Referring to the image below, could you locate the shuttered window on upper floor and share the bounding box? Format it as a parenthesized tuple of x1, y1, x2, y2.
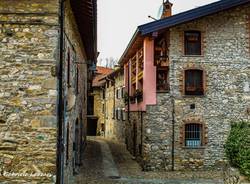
(184, 31, 201, 55)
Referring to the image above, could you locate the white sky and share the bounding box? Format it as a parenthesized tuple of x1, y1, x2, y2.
(97, 0, 218, 63)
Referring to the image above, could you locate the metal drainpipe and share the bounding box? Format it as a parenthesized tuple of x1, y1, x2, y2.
(57, 0, 65, 183)
(101, 86, 106, 137)
(140, 111, 143, 155)
(127, 63, 130, 120)
(127, 64, 130, 149)
(171, 60, 176, 171)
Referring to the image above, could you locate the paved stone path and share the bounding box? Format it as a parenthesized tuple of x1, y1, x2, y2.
(75, 137, 224, 184)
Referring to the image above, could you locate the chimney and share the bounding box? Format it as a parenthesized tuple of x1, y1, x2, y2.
(161, 0, 173, 19)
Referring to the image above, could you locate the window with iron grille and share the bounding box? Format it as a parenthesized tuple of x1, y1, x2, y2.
(185, 69, 204, 95)
(185, 123, 202, 147)
(184, 31, 201, 55)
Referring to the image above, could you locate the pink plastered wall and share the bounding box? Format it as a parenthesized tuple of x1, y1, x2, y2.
(126, 37, 157, 112)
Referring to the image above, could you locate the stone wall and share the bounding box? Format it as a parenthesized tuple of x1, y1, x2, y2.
(0, 0, 59, 183)
(114, 71, 126, 143)
(169, 4, 250, 170)
(105, 81, 115, 139)
(127, 94, 173, 171)
(93, 88, 105, 135)
(63, 0, 88, 182)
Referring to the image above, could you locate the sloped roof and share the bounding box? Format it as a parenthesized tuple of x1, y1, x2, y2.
(119, 0, 250, 64)
(92, 66, 113, 87)
(139, 0, 250, 35)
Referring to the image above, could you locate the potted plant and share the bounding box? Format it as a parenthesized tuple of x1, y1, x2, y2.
(123, 92, 129, 105)
(129, 95, 136, 104)
(135, 89, 143, 102)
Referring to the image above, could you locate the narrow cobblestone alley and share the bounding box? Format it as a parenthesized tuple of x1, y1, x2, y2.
(75, 137, 224, 184)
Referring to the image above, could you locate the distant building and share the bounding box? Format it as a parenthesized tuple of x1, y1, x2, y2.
(120, 0, 250, 171)
(91, 67, 126, 142)
(89, 66, 113, 136)
(105, 68, 126, 142)
(0, 0, 97, 183)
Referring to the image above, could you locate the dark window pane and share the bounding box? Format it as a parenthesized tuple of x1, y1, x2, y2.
(157, 67, 169, 91)
(185, 69, 203, 95)
(184, 31, 201, 55)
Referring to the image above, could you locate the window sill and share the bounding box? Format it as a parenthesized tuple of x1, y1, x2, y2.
(182, 146, 206, 150)
(182, 55, 204, 57)
(183, 95, 206, 98)
(157, 90, 170, 93)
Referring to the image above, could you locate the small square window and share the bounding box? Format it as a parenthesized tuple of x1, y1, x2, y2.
(190, 104, 195, 109)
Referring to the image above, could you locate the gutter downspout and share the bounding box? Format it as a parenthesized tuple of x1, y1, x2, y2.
(171, 96, 175, 171)
(127, 63, 130, 120)
(140, 111, 143, 155)
(57, 0, 64, 183)
(171, 60, 176, 171)
(106, 76, 115, 122)
(127, 63, 130, 150)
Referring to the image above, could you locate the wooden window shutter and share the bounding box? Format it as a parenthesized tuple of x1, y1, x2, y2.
(179, 70, 185, 95)
(203, 70, 207, 95)
(179, 124, 184, 145)
(204, 124, 208, 145)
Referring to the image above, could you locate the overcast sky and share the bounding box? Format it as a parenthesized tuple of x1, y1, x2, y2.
(97, 0, 217, 64)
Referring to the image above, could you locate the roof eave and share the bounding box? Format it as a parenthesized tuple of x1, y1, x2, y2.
(118, 29, 140, 65)
(139, 0, 250, 35)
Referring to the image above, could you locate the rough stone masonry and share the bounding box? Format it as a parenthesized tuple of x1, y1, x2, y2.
(0, 0, 91, 183)
(0, 1, 58, 183)
(127, 3, 250, 172)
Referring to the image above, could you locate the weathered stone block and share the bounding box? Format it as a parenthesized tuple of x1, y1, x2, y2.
(42, 78, 56, 89)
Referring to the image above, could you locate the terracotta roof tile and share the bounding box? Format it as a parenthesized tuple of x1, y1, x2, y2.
(92, 66, 113, 87)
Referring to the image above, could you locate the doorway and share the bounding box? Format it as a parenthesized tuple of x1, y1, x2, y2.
(87, 118, 98, 136)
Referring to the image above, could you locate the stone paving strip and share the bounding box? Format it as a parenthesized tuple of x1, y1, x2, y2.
(117, 178, 223, 184)
(97, 138, 120, 179)
(76, 137, 240, 184)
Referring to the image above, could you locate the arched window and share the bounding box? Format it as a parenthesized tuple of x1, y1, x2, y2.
(185, 69, 204, 95)
(185, 123, 202, 147)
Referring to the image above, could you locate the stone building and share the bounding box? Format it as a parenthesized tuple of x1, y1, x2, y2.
(89, 66, 113, 136)
(91, 66, 126, 142)
(120, 0, 250, 171)
(104, 68, 126, 142)
(0, 0, 97, 183)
